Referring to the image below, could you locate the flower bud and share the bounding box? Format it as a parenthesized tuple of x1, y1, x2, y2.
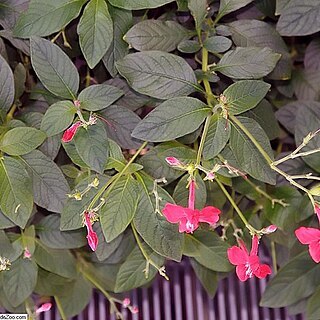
(261, 225, 278, 234)
(36, 302, 52, 314)
(122, 298, 130, 308)
(165, 157, 181, 166)
(62, 121, 82, 143)
(131, 306, 139, 314)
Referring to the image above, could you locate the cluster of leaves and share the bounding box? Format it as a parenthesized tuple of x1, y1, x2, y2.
(0, 0, 320, 319)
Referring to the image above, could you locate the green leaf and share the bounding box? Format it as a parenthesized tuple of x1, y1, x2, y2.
(100, 176, 138, 242)
(260, 252, 320, 308)
(124, 20, 191, 52)
(3, 258, 38, 307)
(20, 150, 70, 213)
(78, 0, 113, 69)
(62, 140, 90, 169)
(108, 0, 175, 10)
(228, 19, 291, 80)
(0, 54, 14, 112)
(188, 0, 208, 31)
(38, 215, 86, 249)
(218, 0, 253, 17)
(0, 127, 46, 156)
(114, 244, 164, 292)
(216, 47, 281, 79)
(204, 36, 232, 53)
(230, 116, 276, 184)
(13, 63, 26, 101)
(203, 114, 230, 160)
(190, 258, 218, 297)
(40, 101, 77, 137)
(184, 230, 232, 272)
(133, 173, 183, 261)
(116, 51, 199, 99)
(222, 80, 271, 115)
(13, 0, 86, 38)
(132, 97, 210, 142)
(295, 101, 320, 172)
(307, 286, 320, 320)
(78, 84, 123, 111)
(103, 5, 132, 77)
(0, 157, 33, 228)
(177, 40, 201, 53)
(30, 37, 79, 99)
(74, 121, 109, 174)
(34, 243, 77, 278)
(277, 0, 320, 36)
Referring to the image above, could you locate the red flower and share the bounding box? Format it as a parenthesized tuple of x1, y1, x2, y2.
(84, 211, 98, 251)
(295, 227, 320, 263)
(227, 235, 272, 281)
(162, 180, 221, 233)
(62, 121, 82, 143)
(35, 302, 52, 314)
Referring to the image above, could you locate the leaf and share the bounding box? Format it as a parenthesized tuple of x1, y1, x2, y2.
(20, 150, 70, 213)
(124, 20, 191, 52)
(0, 54, 14, 113)
(204, 36, 232, 53)
(218, 0, 253, 17)
(0, 30, 30, 55)
(100, 105, 141, 149)
(132, 97, 210, 142)
(108, 0, 175, 10)
(0, 0, 29, 30)
(38, 215, 86, 249)
(74, 121, 109, 174)
(3, 258, 38, 307)
(13, 63, 26, 101)
(222, 80, 271, 115)
(295, 101, 320, 172)
(30, 37, 79, 99)
(190, 258, 218, 297)
(0, 127, 46, 156)
(62, 140, 90, 169)
(103, 5, 132, 77)
(184, 230, 232, 272)
(78, 0, 113, 69)
(116, 51, 199, 99)
(277, 0, 320, 36)
(133, 173, 183, 261)
(40, 101, 77, 137)
(305, 39, 320, 71)
(228, 19, 291, 80)
(216, 47, 281, 79)
(13, 0, 86, 38)
(0, 157, 33, 228)
(188, 0, 208, 31)
(307, 286, 320, 320)
(114, 245, 164, 292)
(260, 252, 320, 308)
(230, 116, 276, 184)
(78, 84, 123, 111)
(34, 243, 77, 278)
(292, 69, 320, 101)
(203, 114, 230, 160)
(100, 176, 138, 242)
(177, 40, 201, 53)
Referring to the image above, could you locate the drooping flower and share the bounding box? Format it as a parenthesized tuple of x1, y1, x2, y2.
(35, 302, 52, 314)
(227, 235, 272, 281)
(83, 211, 98, 251)
(62, 121, 82, 143)
(163, 179, 221, 233)
(295, 227, 320, 263)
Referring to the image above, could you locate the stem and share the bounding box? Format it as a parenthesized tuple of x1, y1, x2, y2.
(271, 241, 277, 275)
(54, 296, 67, 320)
(290, 174, 320, 181)
(216, 178, 257, 234)
(6, 104, 17, 122)
(87, 141, 148, 210)
(229, 114, 273, 165)
(196, 115, 211, 166)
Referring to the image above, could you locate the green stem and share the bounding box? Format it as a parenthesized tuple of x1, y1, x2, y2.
(88, 141, 148, 210)
(6, 104, 17, 123)
(216, 178, 257, 234)
(54, 296, 67, 320)
(196, 115, 211, 166)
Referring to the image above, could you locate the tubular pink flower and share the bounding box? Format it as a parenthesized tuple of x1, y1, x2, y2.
(35, 302, 52, 314)
(62, 121, 82, 143)
(188, 179, 196, 210)
(295, 227, 320, 263)
(227, 235, 272, 281)
(165, 157, 181, 166)
(84, 211, 98, 251)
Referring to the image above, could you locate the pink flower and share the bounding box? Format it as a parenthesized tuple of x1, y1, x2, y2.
(261, 224, 278, 234)
(165, 157, 181, 166)
(62, 121, 82, 143)
(162, 180, 221, 233)
(23, 247, 32, 259)
(84, 211, 98, 251)
(227, 235, 272, 281)
(131, 306, 139, 314)
(295, 227, 320, 263)
(122, 298, 131, 308)
(35, 302, 52, 314)
(315, 203, 320, 223)
(74, 100, 81, 108)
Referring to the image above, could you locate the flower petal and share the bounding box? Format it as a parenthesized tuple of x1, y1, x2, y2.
(87, 230, 98, 251)
(198, 206, 221, 225)
(295, 227, 320, 244)
(62, 121, 82, 143)
(227, 246, 248, 265)
(236, 264, 249, 282)
(162, 203, 186, 223)
(254, 264, 272, 279)
(309, 241, 320, 263)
